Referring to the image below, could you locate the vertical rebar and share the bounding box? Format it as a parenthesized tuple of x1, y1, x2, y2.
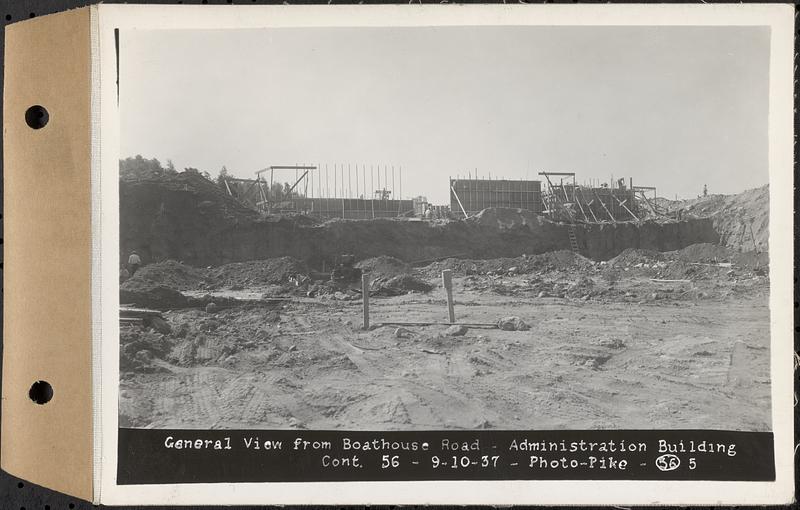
(399, 166, 402, 200)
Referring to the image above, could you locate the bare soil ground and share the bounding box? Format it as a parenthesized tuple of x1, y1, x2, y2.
(119, 246, 770, 431)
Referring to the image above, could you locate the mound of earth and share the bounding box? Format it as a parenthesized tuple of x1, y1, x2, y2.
(372, 274, 434, 296)
(122, 260, 206, 291)
(356, 256, 411, 278)
(421, 250, 594, 277)
(668, 185, 768, 252)
(671, 243, 732, 263)
(206, 256, 308, 289)
(120, 285, 188, 310)
(120, 327, 171, 373)
(609, 248, 664, 267)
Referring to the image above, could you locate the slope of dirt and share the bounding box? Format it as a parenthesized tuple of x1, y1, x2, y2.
(355, 256, 411, 278)
(122, 260, 206, 291)
(205, 257, 309, 290)
(120, 170, 260, 265)
(419, 250, 594, 278)
(667, 185, 768, 252)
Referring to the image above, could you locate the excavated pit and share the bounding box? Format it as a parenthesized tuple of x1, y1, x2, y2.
(120, 174, 717, 267)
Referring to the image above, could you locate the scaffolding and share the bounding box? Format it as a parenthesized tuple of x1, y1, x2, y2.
(539, 172, 643, 223)
(221, 163, 409, 219)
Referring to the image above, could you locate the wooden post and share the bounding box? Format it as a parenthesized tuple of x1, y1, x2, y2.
(442, 269, 455, 323)
(362, 273, 370, 330)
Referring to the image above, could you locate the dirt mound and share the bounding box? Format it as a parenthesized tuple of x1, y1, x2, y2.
(671, 243, 732, 263)
(120, 285, 188, 310)
(356, 256, 411, 278)
(120, 326, 171, 373)
(669, 185, 768, 252)
(206, 256, 308, 289)
(423, 250, 594, 277)
(122, 260, 206, 291)
(372, 274, 434, 296)
(531, 250, 594, 270)
(609, 248, 663, 267)
(120, 170, 260, 265)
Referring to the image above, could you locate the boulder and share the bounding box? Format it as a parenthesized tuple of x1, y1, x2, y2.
(444, 325, 468, 336)
(497, 316, 530, 331)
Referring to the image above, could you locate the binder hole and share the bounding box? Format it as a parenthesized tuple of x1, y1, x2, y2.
(28, 380, 53, 404)
(5, 14, 11, 21)
(69, 505, 75, 509)
(17, 482, 23, 488)
(25, 105, 49, 129)
(29, 12, 35, 18)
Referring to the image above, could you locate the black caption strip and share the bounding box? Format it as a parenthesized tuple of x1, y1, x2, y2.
(118, 429, 774, 484)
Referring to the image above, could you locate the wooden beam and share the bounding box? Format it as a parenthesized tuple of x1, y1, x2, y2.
(362, 273, 371, 330)
(593, 188, 616, 222)
(442, 269, 455, 323)
(450, 185, 469, 219)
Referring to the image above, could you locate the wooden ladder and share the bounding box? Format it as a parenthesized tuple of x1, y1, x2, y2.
(567, 224, 580, 253)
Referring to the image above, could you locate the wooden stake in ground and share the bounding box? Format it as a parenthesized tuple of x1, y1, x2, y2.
(442, 269, 455, 323)
(362, 272, 371, 330)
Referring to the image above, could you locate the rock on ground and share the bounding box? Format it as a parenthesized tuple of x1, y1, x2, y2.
(444, 325, 468, 336)
(497, 316, 530, 331)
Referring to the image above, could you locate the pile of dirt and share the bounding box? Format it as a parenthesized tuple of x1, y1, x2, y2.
(421, 250, 594, 277)
(668, 185, 768, 252)
(609, 248, 664, 267)
(206, 256, 309, 289)
(165, 306, 283, 367)
(671, 243, 732, 263)
(356, 256, 411, 278)
(120, 326, 171, 373)
(120, 170, 260, 265)
(371, 274, 434, 296)
(120, 285, 188, 310)
(122, 260, 206, 291)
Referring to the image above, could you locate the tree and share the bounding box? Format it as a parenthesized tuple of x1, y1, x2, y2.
(270, 182, 284, 201)
(119, 155, 167, 180)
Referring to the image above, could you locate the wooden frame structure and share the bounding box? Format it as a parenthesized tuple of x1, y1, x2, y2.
(539, 171, 644, 223)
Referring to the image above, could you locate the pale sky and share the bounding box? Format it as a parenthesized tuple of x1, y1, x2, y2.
(120, 25, 769, 204)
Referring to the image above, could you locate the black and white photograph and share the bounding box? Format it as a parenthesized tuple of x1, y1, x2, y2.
(115, 22, 776, 435)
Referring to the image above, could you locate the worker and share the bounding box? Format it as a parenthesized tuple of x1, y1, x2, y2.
(703, 184, 708, 197)
(128, 250, 142, 276)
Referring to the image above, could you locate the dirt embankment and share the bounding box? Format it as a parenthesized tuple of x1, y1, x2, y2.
(121, 173, 717, 266)
(666, 185, 768, 252)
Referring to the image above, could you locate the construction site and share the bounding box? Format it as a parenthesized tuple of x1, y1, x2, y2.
(118, 158, 771, 432)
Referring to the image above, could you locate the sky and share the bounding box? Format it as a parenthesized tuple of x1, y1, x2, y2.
(120, 25, 770, 204)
